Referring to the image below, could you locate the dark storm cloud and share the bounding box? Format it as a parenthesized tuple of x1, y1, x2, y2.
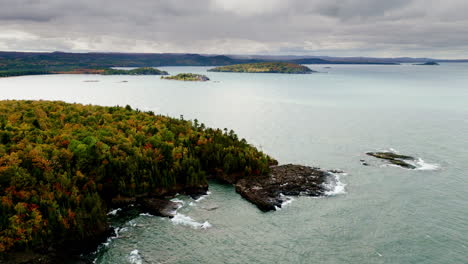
(0, 0, 467, 58)
(312, 0, 411, 19)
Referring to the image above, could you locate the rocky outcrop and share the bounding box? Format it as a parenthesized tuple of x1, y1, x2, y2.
(366, 152, 416, 169)
(235, 164, 333, 211)
(139, 198, 181, 218)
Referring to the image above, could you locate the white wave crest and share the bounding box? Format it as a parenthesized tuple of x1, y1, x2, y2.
(139, 213, 153, 217)
(413, 158, 440, 171)
(170, 198, 185, 205)
(128, 249, 142, 264)
(195, 191, 212, 202)
(323, 172, 347, 196)
(107, 208, 122, 216)
(275, 194, 295, 210)
(170, 213, 212, 229)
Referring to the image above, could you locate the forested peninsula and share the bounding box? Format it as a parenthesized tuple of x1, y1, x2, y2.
(0, 67, 168, 78)
(0, 100, 275, 261)
(208, 62, 314, 74)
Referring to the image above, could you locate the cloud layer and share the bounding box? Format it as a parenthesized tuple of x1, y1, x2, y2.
(1, 0, 467, 58)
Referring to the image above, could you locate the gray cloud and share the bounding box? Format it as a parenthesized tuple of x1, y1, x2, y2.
(0, 0, 467, 58)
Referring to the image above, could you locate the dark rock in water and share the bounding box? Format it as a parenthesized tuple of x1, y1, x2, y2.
(360, 159, 369, 166)
(414, 61, 439, 66)
(235, 164, 332, 212)
(202, 205, 219, 211)
(140, 198, 180, 218)
(367, 152, 415, 160)
(366, 152, 416, 169)
(185, 186, 209, 200)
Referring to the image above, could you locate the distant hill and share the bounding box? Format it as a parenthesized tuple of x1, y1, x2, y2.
(229, 54, 468, 64)
(1, 51, 468, 77)
(287, 58, 398, 65)
(0, 52, 259, 71)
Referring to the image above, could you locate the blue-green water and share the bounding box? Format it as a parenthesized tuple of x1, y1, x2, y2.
(1, 64, 467, 263)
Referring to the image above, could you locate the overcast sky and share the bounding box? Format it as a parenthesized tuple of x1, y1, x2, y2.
(1, 0, 467, 58)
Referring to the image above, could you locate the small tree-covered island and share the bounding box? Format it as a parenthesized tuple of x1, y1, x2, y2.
(161, 73, 210, 81)
(208, 62, 315, 74)
(0, 100, 339, 263)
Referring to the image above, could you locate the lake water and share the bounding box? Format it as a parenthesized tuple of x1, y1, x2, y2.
(1, 64, 467, 264)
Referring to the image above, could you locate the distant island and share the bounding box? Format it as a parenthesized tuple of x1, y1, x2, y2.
(2, 51, 462, 78)
(414, 61, 439, 66)
(208, 62, 314, 74)
(101, 67, 168, 75)
(161, 73, 210, 81)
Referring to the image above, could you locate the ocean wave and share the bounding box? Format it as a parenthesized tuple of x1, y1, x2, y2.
(275, 194, 295, 210)
(323, 172, 347, 196)
(413, 158, 440, 171)
(128, 249, 142, 264)
(139, 213, 153, 217)
(170, 213, 212, 229)
(170, 198, 185, 205)
(195, 191, 212, 202)
(107, 208, 122, 216)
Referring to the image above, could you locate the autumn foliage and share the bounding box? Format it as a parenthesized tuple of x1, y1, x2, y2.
(0, 100, 275, 253)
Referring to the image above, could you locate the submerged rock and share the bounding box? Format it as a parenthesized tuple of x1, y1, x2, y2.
(202, 205, 219, 211)
(140, 198, 181, 218)
(414, 61, 439, 66)
(235, 164, 331, 211)
(366, 152, 416, 169)
(185, 186, 210, 200)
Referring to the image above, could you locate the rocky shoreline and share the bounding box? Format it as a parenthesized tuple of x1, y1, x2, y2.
(2, 164, 341, 263)
(235, 164, 336, 211)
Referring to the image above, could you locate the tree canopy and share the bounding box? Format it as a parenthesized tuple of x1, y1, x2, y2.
(0, 100, 275, 254)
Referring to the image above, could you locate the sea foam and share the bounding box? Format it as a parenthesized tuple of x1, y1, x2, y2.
(107, 208, 122, 216)
(413, 158, 440, 171)
(275, 194, 295, 210)
(195, 191, 212, 202)
(128, 249, 142, 264)
(170, 213, 212, 229)
(323, 172, 347, 196)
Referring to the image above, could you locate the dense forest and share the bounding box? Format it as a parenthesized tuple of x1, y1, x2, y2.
(0, 67, 168, 78)
(208, 62, 314, 74)
(0, 100, 275, 254)
(0, 52, 256, 71)
(101, 67, 168, 75)
(0, 52, 255, 78)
